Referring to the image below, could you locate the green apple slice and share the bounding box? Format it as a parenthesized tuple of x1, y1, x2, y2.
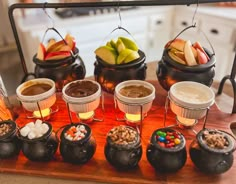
(119, 37, 139, 51)
(95, 46, 118, 65)
(117, 49, 133, 64)
(110, 39, 117, 49)
(184, 40, 197, 66)
(124, 50, 140, 63)
(116, 38, 126, 53)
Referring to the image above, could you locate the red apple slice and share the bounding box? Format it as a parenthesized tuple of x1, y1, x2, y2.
(46, 40, 66, 53)
(45, 51, 71, 60)
(184, 40, 198, 66)
(197, 48, 208, 64)
(193, 41, 210, 60)
(65, 33, 76, 51)
(36, 43, 46, 61)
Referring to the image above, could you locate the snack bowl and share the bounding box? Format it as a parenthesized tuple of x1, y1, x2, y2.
(189, 128, 235, 174)
(169, 81, 215, 120)
(62, 79, 101, 113)
(16, 78, 56, 112)
(114, 80, 155, 115)
(19, 120, 58, 162)
(104, 125, 142, 169)
(58, 123, 96, 164)
(146, 128, 187, 172)
(0, 120, 21, 159)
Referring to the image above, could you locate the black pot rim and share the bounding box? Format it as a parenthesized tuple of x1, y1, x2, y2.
(197, 128, 235, 154)
(96, 50, 146, 69)
(150, 128, 186, 152)
(163, 47, 216, 72)
(33, 47, 79, 67)
(0, 120, 17, 141)
(60, 122, 91, 145)
(106, 125, 141, 150)
(18, 121, 52, 142)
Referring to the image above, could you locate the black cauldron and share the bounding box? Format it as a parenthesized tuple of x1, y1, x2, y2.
(157, 48, 215, 91)
(146, 128, 187, 172)
(94, 50, 146, 93)
(33, 48, 86, 92)
(59, 123, 96, 164)
(189, 129, 235, 174)
(104, 126, 142, 169)
(0, 120, 21, 159)
(19, 122, 58, 162)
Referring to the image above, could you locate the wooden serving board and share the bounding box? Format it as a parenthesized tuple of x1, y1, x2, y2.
(1, 81, 236, 184)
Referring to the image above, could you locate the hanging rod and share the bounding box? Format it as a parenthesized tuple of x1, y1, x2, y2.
(8, 0, 235, 76)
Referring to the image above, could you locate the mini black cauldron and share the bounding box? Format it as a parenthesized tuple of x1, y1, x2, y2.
(59, 123, 96, 164)
(104, 125, 142, 169)
(0, 120, 21, 159)
(19, 122, 58, 162)
(156, 48, 215, 91)
(189, 129, 235, 174)
(94, 50, 146, 93)
(146, 128, 187, 172)
(33, 48, 86, 92)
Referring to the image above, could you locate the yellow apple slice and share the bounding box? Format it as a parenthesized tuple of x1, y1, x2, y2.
(124, 50, 140, 63)
(165, 38, 186, 52)
(46, 39, 56, 50)
(65, 33, 76, 51)
(36, 43, 46, 61)
(95, 46, 118, 65)
(184, 40, 198, 66)
(46, 40, 66, 53)
(119, 37, 138, 51)
(116, 38, 126, 53)
(117, 49, 133, 64)
(110, 39, 117, 49)
(168, 51, 186, 65)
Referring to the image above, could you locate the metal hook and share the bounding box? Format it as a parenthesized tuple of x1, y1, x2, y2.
(43, 2, 55, 28)
(191, 0, 199, 26)
(117, 0, 122, 29)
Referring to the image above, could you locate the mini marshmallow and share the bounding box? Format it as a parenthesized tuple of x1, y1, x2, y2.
(20, 126, 30, 137)
(26, 122, 35, 128)
(35, 119, 43, 128)
(28, 132, 36, 139)
(41, 123, 49, 134)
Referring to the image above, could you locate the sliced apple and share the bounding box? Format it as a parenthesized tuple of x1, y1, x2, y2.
(58, 45, 71, 52)
(165, 38, 186, 52)
(119, 37, 138, 51)
(46, 40, 66, 53)
(184, 40, 198, 66)
(65, 33, 76, 51)
(110, 39, 117, 49)
(46, 39, 56, 50)
(36, 43, 46, 60)
(124, 50, 140, 63)
(197, 48, 208, 64)
(117, 49, 133, 64)
(45, 51, 71, 60)
(168, 51, 186, 65)
(191, 46, 197, 59)
(193, 41, 210, 60)
(116, 38, 126, 53)
(95, 46, 118, 65)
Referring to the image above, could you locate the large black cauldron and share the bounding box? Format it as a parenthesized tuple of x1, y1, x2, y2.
(33, 48, 86, 92)
(157, 48, 215, 91)
(94, 50, 146, 93)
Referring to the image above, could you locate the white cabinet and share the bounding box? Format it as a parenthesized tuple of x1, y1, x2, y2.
(173, 6, 236, 82)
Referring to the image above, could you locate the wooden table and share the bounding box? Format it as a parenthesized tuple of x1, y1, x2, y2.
(1, 81, 236, 184)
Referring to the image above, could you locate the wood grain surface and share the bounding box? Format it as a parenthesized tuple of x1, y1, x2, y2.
(1, 80, 236, 184)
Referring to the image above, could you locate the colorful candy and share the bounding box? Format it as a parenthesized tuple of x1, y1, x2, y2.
(156, 130, 182, 148)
